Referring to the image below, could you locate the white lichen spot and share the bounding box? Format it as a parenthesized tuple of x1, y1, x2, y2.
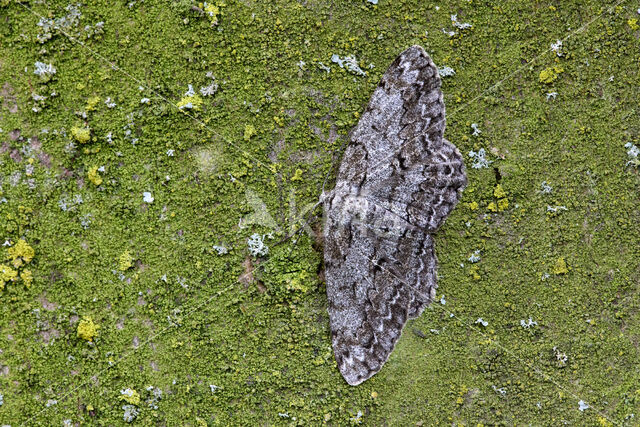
(471, 123, 481, 136)
(140, 97, 150, 104)
(80, 213, 93, 229)
(547, 205, 568, 213)
(317, 62, 331, 73)
(105, 97, 117, 108)
(247, 233, 269, 257)
(520, 318, 537, 329)
(539, 181, 553, 194)
(468, 250, 481, 263)
(438, 66, 455, 77)
(475, 318, 488, 327)
(492, 385, 507, 395)
(441, 28, 456, 37)
(546, 92, 558, 101)
(553, 346, 568, 365)
(34, 61, 56, 77)
(350, 410, 363, 424)
(331, 54, 366, 76)
(213, 245, 228, 255)
(209, 384, 219, 393)
(145, 386, 162, 409)
(440, 296, 446, 305)
(578, 400, 589, 412)
(143, 192, 154, 203)
(468, 148, 492, 169)
(122, 404, 139, 423)
(550, 39, 563, 56)
(625, 142, 640, 167)
(200, 73, 218, 96)
(451, 14, 472, 29)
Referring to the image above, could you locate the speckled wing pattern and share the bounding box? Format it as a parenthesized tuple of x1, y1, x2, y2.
(323, 45, 467, 386)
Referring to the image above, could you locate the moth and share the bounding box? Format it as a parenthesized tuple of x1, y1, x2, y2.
(323, 45, 467, 385)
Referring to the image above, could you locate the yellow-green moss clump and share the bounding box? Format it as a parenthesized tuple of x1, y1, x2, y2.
(539, 66, 564, 84)
(0, 264, 18, 290)
(201, 1, 224, 26)
(7, 239, 35, 268)
(488, 184, 509, 212)
(243, 124, 257, 141)
(77, 317, 99, 341)
(118, 250, 134, 271)
(86, 96, 100, 112)
(2, 240, 35, 290)
(120, 388, 141, 405)
(553, 257, 569, 275)
(71, 126, 91, 143)
(88, 166, 103, 186)
(177, 94, 203, 111)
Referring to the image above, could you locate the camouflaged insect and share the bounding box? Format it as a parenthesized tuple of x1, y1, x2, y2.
(323, 45, 467, 385)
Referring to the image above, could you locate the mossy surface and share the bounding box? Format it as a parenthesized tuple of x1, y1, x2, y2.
(1, 0, 639, 425)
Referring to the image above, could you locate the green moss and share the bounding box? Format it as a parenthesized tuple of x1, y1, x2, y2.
(0, 0, 638, 424)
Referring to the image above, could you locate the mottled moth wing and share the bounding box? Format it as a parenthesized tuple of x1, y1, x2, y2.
(323, 45, 466, 386)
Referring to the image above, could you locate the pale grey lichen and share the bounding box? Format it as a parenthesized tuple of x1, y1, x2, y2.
(475, 318, 488, 327)
(316, 62, 331, 73)
(438, 66, 455, 77)
(200, 73, 218, 96)
(492, 385, 507, 395)
(441, 28, 456, 37)
(539, 181, 553, 194)
(468, 148, 491, 169)
(247, 233, 269, 257)
(213, 245, 228, 255)
(520, 318, 537, 329)
(550, 39, 563, 56)
(122, 404, 139, 423)
(451, 14, 472, 29)
(331, 54, 366, 76)
(625, 142, 640, 167)
(546, 205, 567, 213)
(33, 62, 56, 77)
